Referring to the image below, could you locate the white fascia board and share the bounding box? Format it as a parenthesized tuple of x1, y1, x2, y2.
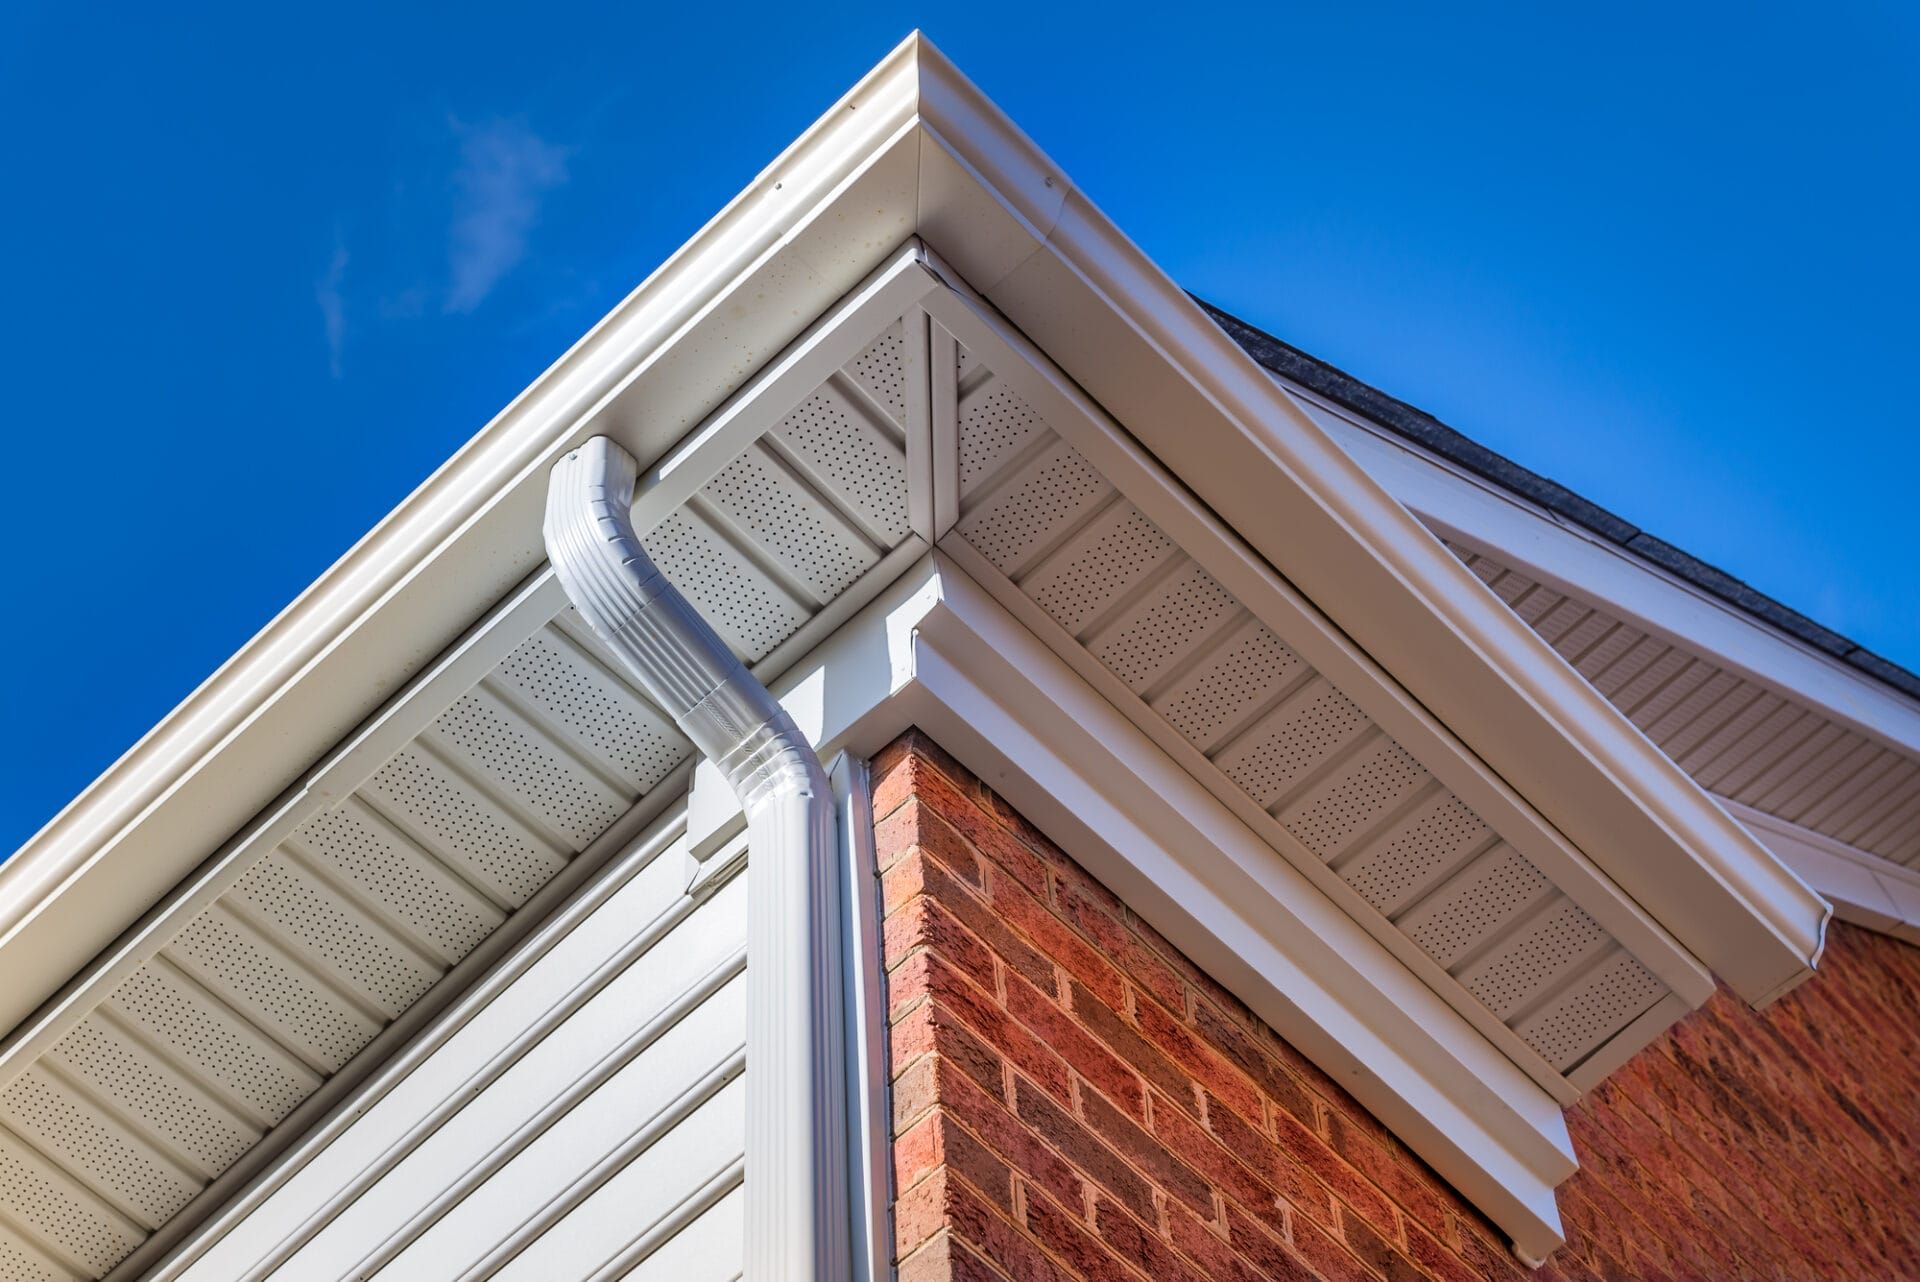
(896, 41, 1828, 1007)
(5, 29, 1824, 1052)
(0, 248, 942, 1095)
(0, 42, 931, 1035)
(920, 271, 1715, 1026)
(1724, 798, 1920, 947)
(1306, 398, 1920, 760)
(690, 552, 1575, 1261)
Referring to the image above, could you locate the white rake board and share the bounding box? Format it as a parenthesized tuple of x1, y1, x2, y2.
(1457, 544, 1920, 867)
(945, 352, 1676, 1079)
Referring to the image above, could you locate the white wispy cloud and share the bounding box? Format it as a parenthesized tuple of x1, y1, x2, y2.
(443, 117, 571, 314)
(316, 241, 349, 378)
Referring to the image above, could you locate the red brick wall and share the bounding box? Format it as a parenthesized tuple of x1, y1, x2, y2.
(873, 730, 1920, 1282)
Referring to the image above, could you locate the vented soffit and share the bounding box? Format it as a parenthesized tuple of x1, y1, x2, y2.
(0, 36, 1849, 1273)
(1, 28, 1824, 1103)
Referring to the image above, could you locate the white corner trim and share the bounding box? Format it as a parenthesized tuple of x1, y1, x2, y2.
(832, 754, 895, 1282)
(1724, 798, 1920, 948)
(696, 552, 1576, 1261)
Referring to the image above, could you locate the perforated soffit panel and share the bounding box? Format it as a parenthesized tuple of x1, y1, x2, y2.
(1449, 546, 1920, 869)
(0, 320, 922, 1281)
(945, 336, 1674, 1088)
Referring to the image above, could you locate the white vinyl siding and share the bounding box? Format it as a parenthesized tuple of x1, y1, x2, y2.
(176, 803, 746, 1282)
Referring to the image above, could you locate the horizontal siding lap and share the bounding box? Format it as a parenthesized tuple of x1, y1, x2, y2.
(170, 807, 746, 1282)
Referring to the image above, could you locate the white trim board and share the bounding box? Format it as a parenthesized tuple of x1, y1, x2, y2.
(1725, 799, 1920, 947)
(0, 248, 941, 1102)
(0, 33, 1851, 1268)
(4, 32, 1825, 1043)
(936, 182, 1827, 1009)
(690, 552, 1577, 1261)
(1300, 389, 1920, 761)
(918, 267, 1718, 1085)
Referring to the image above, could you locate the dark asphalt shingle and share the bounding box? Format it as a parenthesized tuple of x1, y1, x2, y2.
(1199, 300, 1920, 705)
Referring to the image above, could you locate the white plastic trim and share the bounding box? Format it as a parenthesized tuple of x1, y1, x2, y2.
(1723, 798, 1920, 947)
(7, 27, 1829, 1052)
(903, 39, 1831, 1006)
(3, 36, 1851, 1271)
(832, 754, 894, 1282)
(544, 437, 849, 1282)
(690, 553, 1577, 1261)
(1308, 398, 1920, 760)
(917, 268, 1716, 1045)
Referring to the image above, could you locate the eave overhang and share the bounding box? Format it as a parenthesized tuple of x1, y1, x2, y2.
(0, 31, 1837, 1270)
(740, 554, 1585, 1260)
(1299, 384, 1920, 877)
(1, 33, 1824, 1041)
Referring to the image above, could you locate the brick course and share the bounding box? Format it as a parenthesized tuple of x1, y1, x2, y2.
(874, 730, 1920, 1282)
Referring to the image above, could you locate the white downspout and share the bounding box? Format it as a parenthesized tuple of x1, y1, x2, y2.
(544, 436, 848, 1282)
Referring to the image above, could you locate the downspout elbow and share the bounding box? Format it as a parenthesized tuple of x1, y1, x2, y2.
(542, 435, 823, 803)
(544, 435, 847, 1282)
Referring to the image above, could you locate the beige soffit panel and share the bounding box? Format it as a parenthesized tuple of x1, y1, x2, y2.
(1447, 543, 1920, 870)
(0, 293, 934, 1280)
(0, 615, 680, 1282)
(1299, 391, 1920, 765)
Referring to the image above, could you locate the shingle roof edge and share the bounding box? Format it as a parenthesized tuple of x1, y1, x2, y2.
(1198, 300, 1920, 705)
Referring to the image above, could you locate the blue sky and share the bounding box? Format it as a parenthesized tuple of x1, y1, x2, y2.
(2, 3, 1915, 855)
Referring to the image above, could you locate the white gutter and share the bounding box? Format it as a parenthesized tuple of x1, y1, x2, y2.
(544, 436, 848, 1282)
